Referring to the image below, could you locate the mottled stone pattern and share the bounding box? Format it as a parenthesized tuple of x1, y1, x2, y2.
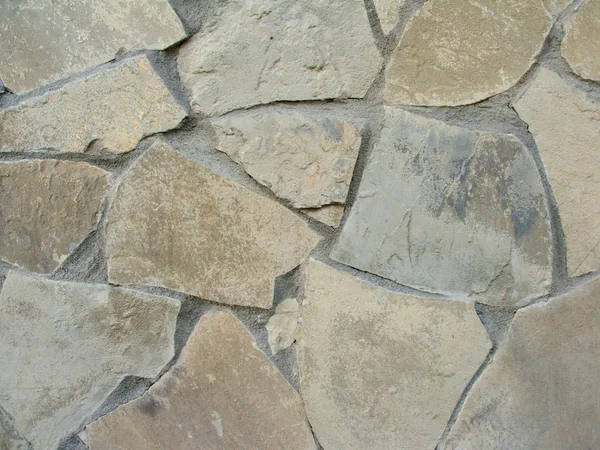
(373, 0, 407, 34)
(562, 0, 600, 82)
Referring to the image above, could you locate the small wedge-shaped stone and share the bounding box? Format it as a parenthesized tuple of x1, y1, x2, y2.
(373, 0, 407, 34)
(267, 298, 301, 355)
(384, 0, 552, 106)
(82, 310, 316, 450)
(0, 160, 108, 273)
(332, 108, 552, 307)
(444, 276, 600, 450)
(107, 140, 319, 308)
(298, 259, 491, 450)
(514, 68, 600, 276)
(0, 0, 185, 93)
(0, 56, 186, 154)
(562, 0, 600, 82)
(178, 0, 382, 116)
(0, 272, 180, 450)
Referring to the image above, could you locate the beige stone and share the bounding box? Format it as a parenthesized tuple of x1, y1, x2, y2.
(0, 272, 180, 450)
(444, 276, 600, 450)
(82, 310, 316, 450)
(298, 259, 491, 450)
(373, 0, 407, 34)
(544, 0, 572, 15)
(302, 204, 345, 228)
(266, 299, 300, 355)
(384, 0, 552, 106)
(0, 56, 186, 154)
(514, 68, 600, 276)
(562, 0, 600, 82)
(106, 140, 319, 308)
(0, 159, 108, 273)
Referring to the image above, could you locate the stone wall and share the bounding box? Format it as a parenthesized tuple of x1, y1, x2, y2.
(0, 0, 599, 449)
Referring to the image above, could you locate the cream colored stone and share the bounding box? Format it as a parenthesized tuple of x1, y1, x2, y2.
(106, 140, 319, 308)
(267, 299, 300, 355)
(0, 56, 186, 154)
(373, 0, 407, 34)
(562, 0, 600, 82)
(0, 272, 180, 450)
(302, 204, 345, 228)
(298, 259, 491, 450)
(384, 0, 552, 106)
(83, 310, 316, 450)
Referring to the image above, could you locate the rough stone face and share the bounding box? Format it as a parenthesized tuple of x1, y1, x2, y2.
(0, 56, 186, 154)
(178, 0, 383, 116)
(82, 310, 316, 450)
(0, 0, 185, 93)
(444, 276, 600, 450)
(106, 140, 319, 308)
(298, 259, 491, 450)
(332, 108, 552, 307)
(373, 0, 407, 34)
(0, 272, 180, 450)
(266, 299, 301, 355)
(514, 68, 600, 276)
(384, 0, 552, 106)
(0, 407, 30, 450)
(0, 160, 109, 273)
(302, 205, 346, 228)
(562, 0, 600, 82)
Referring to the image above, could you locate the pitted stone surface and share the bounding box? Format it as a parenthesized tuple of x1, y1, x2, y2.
(0, 159, 108, 273)
(0, 272, 180, 450)
(514, 68, 600, 276)
(373, 0, 407, 34)
(332, 107, 552, 307)
(384, 0, 552, 106)
(0, 56, 186, 154)
(298, 259, 491, 450)
(178, 0, 383, 116)
(106, 140, 319, 308)
(82, 310, 316, 450)
(562, 0, 600, 82)
(0, 0, 185, 93)
(267, 298, 301, 355)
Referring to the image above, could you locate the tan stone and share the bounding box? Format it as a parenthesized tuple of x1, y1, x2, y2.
(302, 204, 345, 228)
(373, 0, 407, 34)
(82, 310, 316, 450)
(298, 259, 491, 450)
(266, 299, 300, 355)
(562, 0, 600, 82)
(106, 140, 319, 308)
(0, 272, 180, 450)
(384, 0, 552, 106)
(0, 159, 108, 273)
(544, 0, 572, 15)
(514, 68, 600, 276)
(0, 56, 186, 154)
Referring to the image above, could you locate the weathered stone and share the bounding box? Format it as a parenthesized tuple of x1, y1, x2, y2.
(544, 0, 572, 15)
(0, 271, 180, 450)
(267, 299, 300, 355)
(178, 0, 382, 116)
(0, 406, 30, 450)
(384, 0, 552, 106)
(82, 310, 316, 450)
(0, 56, 186, 154)
(107, 140, 319, 308)
(298, 259, 491, 450)
(302, 204, 345, 228)
(514, 68, 600, 276)
(0, 0, 185, 93)
(562, 0, 600, 82)
(0, 159, 108, 273)
(373, 0, 407, 34)
(444, 276, 600, 450)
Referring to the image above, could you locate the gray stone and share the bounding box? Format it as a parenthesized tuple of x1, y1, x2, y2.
(0, 271, 180, 450)
(298, 259, 491, 450)
(373, 0, 407, 34)
(0, 56, 186, 154)
(544, 0, 572, 15)
(178, 0, 382, 116)
(562, 0, 600, 82)
(0, 0, 185, 93)
(332, 107, 552, 307)
(266, 298, 300, 355)
(302, 204, 345, 228)
(0, 406, 30, 450)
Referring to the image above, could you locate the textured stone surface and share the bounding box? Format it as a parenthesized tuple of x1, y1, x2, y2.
(562, 0, 600, 82)
(373, 0, 407, 34)
(178, 0, 382, 115)
(0, 272, 180, 450)
(514, 68, 600, 276)
(0, 407, 29, 450)
(0, 0, 185, 93)
(298, 259, 491, 450)
(267, 299, 300, 355)
(0, 56, 186, 154)
(544, 0, 572, 15)
(444, 276, 600, 450)
(332, 108, 552, 307)
(82, 310, 316, 450)
(0, 160, 108, 273)
(107, 140, 319, 308)
(302, 204, 345, 228)
(384, 0, 552, 106)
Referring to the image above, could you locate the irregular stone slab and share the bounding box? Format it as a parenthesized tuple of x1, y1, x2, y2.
(384, 0, 552, 106)
(0, 271, 180, 450)
(302, 204, 345, 228)
(373, 0, 407, 34)
(514, 68, 600, 276)
(0, 0, 185, 93)
(178, 0, 382, 115)
(298, 259, 491, 450)
(0, 56, 186, 154)
(82, 310, 316, 450)
(267, 299, 300, 355)
(332, 107, 552, 307)
(444, 276, 600, 449)
(562, 0, 600, 82)
(107, 140, 319, 308)
(0, 160, 109, 273)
